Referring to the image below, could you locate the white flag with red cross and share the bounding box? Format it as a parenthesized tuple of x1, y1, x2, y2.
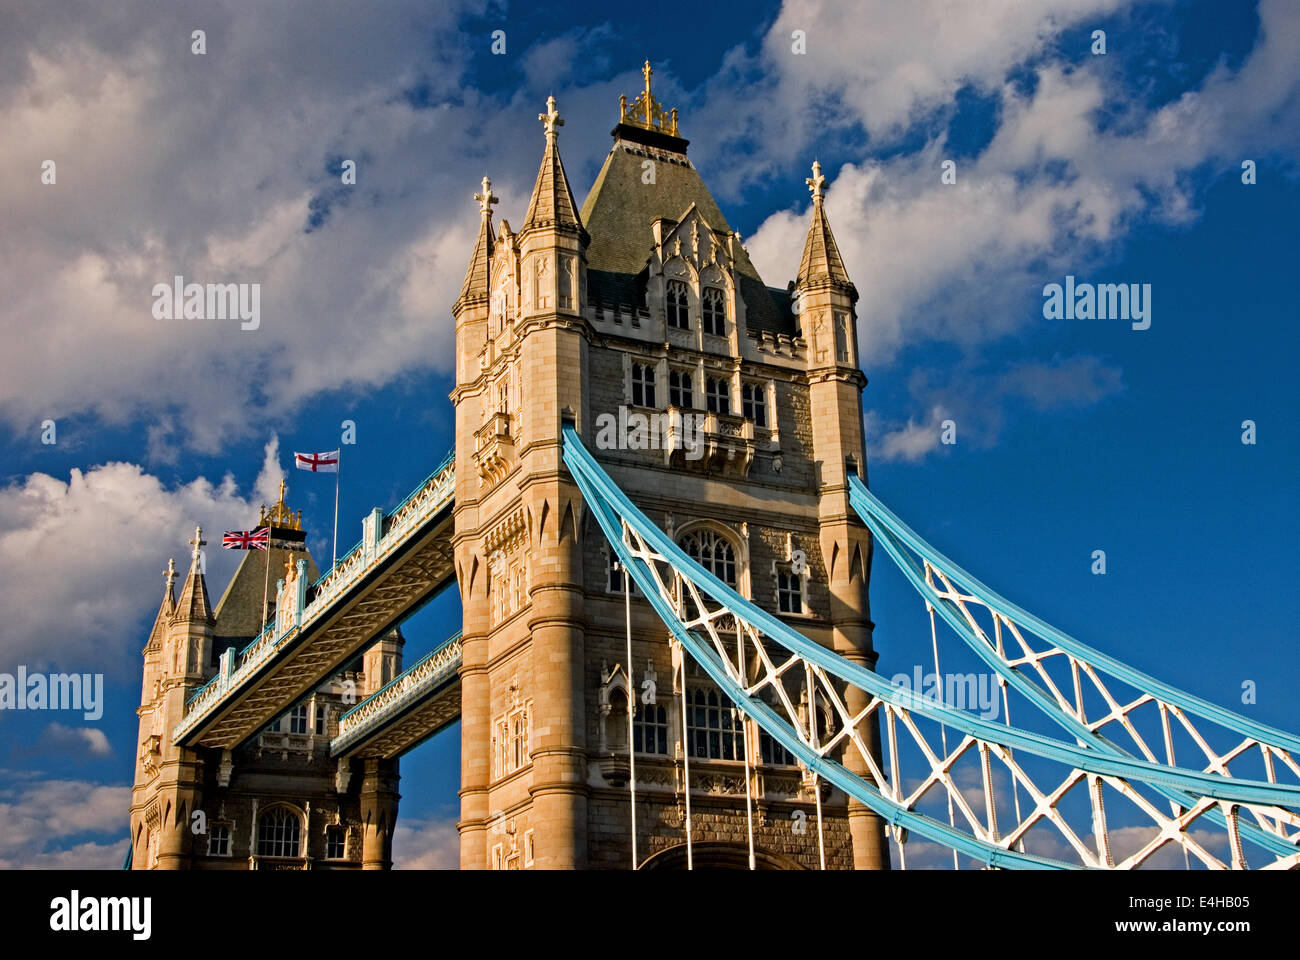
(294, 450, 340, 473)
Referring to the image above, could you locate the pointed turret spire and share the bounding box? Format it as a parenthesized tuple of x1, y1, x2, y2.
(144, 558, 177, 652)
(174, 526, 213, 624)
(522, 96, 582, 231)
(797, 160, 853, 290)
(458, 176, 498, 305)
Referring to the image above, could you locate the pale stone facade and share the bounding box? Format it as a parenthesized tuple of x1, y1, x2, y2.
(452, 68, 889, 869)
(129, 492, 404, 870)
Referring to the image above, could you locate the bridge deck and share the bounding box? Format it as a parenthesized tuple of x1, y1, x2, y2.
(330, 632, 463, 759)
(174, 459, 456, 749)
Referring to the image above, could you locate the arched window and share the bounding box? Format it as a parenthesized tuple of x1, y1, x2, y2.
(635, 702, 670, 755)
(687, 686, 744, 760)
(666, 280, 690, 329)
(834, 311, 851, 363)
(705, 377, 730, 415)
(678, 528, 737, 588)
(701, 287, 725, 335)
(631, 362, 656, 407)
(741, 382, 766, 426)
(257, 808, 301, 858)
(668, 368, 693, 408)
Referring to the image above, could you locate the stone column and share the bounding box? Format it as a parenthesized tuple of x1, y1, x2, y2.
(360, 757, 401, 870)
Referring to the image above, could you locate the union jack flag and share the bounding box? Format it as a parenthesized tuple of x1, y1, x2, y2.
(294, 449, 340, 473)
(222, 527, 270, 550)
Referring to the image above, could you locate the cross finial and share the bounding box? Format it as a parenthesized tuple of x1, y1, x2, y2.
(538, 95, 564, 137)
(164, 558, 176, 590)
(806, 160, 826, 202)
(474, 176, 499, 216)
(189, 526, 206, 561)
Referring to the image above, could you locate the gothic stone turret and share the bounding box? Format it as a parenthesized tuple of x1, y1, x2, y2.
(130, 487, 405, 869)
(452, 65, 888, 870)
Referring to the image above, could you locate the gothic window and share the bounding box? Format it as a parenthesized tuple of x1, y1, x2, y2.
(523, 830, 535, 868)
(631, 362, 657, 408)
(325, 825, 346, 859)
(558, 255, 575, 309)
(705, 376, 730, 415)
(493, 700, 532, 780)
(492, 844, 505, 870)
(634, 702, 670, 755)
(742, 382, 767, 426)
(511, 708, 528, 769)
(669, 368, 693, 408)
(679, 528, 737, 588)
(666, 280, 690, 329)
(207, 824, 230, 856)
(315, 704, 327, 735)
(534, 257, 551, 310)
(759, 728, 797, 766)
(287, 704, 308, 734)
(701, 287, 726, 336)
(257, 808, 301, 858)
(834, 311, 851, 363)
(687, 686, 744, 760)
(777, 569, 803, 614)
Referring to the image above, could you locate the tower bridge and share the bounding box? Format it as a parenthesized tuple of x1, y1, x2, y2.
(128, 64, 1300, 871)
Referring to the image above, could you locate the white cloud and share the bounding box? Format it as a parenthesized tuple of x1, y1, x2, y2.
(43, 723, 112, 757)
(740, 1, 1300, 462)
(393, 814, 460, 869)
(0, 775, 131, 869)
(0, 1, 522, 452)
(0, 436, 284, 673)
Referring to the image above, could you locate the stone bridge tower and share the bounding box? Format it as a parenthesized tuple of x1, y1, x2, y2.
(451, 63, 888, 869)
(129, 487, 404, 869)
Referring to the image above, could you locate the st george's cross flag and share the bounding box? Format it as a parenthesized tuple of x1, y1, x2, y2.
(295, 450, 340, 473)
(223, 527, 270, 550)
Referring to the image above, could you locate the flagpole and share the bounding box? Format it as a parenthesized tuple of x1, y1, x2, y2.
(260, 525, 273, 633)
(332, 449, 341, 571)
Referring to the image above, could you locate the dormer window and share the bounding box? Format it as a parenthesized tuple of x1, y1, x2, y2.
(701, 287, 725, 336)
(666, 280, 690, 329)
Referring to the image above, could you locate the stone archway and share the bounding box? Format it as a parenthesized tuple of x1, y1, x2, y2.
(639, 841, 806, 871)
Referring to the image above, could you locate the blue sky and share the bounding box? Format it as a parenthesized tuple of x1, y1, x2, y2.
(0, 0, 1297, 868)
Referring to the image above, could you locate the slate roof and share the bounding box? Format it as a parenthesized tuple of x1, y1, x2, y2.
(579, 126, 797, 336)
(212, 529, 319, 652)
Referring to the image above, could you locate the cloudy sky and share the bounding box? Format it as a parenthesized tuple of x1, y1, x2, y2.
(1, 0, 1297, 868)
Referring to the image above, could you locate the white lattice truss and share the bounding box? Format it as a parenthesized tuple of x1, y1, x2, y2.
(917, 560, 1300, 869)
(612, 518, 1300, 870)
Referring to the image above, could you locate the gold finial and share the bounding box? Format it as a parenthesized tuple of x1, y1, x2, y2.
(806, 160, 827, 202)
(539, 95, 564, 138)
(474, 176, 499, 216)
(619, 60, 679, 137)
(262, 476, 302, 531)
